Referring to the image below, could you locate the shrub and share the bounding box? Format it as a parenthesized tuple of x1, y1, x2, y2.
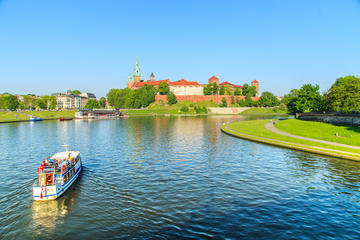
(167, 92, 177, 105)
(219, 97, 227, 107)
(190, 103, 194, 107)
(180, 105, 189, 113)
(202, 106, 208, 114)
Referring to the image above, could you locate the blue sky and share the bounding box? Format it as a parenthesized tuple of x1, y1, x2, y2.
(1, 0, 360, 97)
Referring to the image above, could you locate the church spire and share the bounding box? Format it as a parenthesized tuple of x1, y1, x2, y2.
(133, 61, 140, 83)
(134, 61, 140, 77)
(127, 72, 133, 88)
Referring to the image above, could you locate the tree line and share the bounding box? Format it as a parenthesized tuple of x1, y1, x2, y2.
(203, 83, 257, 97)
(282, 75, 360, 115)
(0, 93, 107, 110)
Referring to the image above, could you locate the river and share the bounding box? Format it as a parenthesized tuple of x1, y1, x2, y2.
(1, 115, 360, 239)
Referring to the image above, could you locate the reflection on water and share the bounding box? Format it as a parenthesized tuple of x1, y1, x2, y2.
(1, 115, 360, 239)
(32, 199, 67, 234)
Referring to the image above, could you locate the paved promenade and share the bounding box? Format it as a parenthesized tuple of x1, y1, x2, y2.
(265, 121, 360, 150)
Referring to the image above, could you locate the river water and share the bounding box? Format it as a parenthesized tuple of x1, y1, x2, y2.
(1, 115, 360, 239)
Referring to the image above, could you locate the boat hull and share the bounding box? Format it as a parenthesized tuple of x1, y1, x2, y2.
(33, 161, 82, 201)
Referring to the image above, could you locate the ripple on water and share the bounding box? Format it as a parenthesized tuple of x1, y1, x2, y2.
(2, 116, 360, 239)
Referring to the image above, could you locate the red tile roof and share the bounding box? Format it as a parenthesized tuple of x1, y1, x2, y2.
(252, 79, 258, 83)
(209, 76, 219, 81)
(220, 82, 243, 88)
(169, 78, 200, 86)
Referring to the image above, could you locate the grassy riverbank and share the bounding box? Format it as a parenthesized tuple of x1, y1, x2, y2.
(240, 107, 287, 115)
(123, 101, 217, 116)
(222, 120, 360, 161)
(275, 119, 360, 146)
(0, 110, 75, 123)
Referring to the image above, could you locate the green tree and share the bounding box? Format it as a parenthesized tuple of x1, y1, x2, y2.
(22, 95, 37, 109)
(99, 97, 106, 108)
(259, 91, 280, 107)
(282, 84, 322, 115)
(234, 88, 241, 96)
(242, 84, 257, 96)
(71, 90, 81, 95)
(219, 97, 227, 107)
(107, 88, 131, 108)
(244, 94, 254, 107)
(0, 94, 19, 110)
(37, 98, 47, 109)
(327, 76, 360, 113)
(85, 99, 100, 109)
(49, 96, 57, 110)
(158, 82, 169, 95)
(167, 92, 177, 105)
(203, 84, 212, 95)
(212, 82, 219, 95)
(219, 86, 225, 95)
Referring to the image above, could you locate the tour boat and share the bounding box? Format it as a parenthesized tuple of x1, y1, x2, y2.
(30, 116, 43, 121)
(32, 146, 82, 201)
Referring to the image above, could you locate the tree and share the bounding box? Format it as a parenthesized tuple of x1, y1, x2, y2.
(167, 92, 177, 105)
(244, 94, 254, 107)
(22, 95, 37, 109)
(259, 91, 280, 107)
(327, 76, 360, 113)
(234, 88, 241, 96)
(48, 96, 57, 110)
(219, 97, 227, 107)
(84, 99, 100, 109)
(242, 84, 257, 97)
(99, 97, 106, 108)
(71, 90, 81, 95)
(282, 84, 322, 115)
(107, 88, 131, 108)
(0, 94, 19, 110)
(158, 82, 169, 95)
(212, 82, 218, 95)
(203, 84, 212, 95)
(219, 86, 225, 95)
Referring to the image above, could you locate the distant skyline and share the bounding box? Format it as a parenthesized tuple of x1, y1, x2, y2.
(1, 0, 360, 97)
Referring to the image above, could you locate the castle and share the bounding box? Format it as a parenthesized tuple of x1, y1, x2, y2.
(126, 61, 259, 104)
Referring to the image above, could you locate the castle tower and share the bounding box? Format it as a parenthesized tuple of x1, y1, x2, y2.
(127, 73, 133, 88)
(134, 61, 140, 83)
(251, 79, 259, 97)
(208, 76, 219, 85)
(150, 72, 155, 81)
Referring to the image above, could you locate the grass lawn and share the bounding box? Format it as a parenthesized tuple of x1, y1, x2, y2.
(224, 120, 360, 156)
(275, 119, 360, 146)
(0, 110, 76, 122)
(0, 112, 28, 122)
(240, 107, 287, 115)
(27, 110, 75, 119)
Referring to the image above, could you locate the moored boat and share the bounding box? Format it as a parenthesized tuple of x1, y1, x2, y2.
(30, 116, 43, 121)
(59, 117, 73, 121)
(33, 147, 82, 200)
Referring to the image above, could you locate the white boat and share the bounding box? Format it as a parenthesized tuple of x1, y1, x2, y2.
(32, 147, 82, 201)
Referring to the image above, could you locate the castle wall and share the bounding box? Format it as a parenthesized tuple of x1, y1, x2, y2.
(155, 95, 259, 105)
(169, 86, 204, 96)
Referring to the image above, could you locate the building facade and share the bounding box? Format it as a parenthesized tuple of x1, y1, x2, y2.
(52, 89, 96, 109)
(126, 62, 259, 101)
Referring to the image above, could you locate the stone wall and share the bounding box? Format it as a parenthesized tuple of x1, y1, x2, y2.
(155, 95, 259, 105)
(298, 113, 360, 125)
